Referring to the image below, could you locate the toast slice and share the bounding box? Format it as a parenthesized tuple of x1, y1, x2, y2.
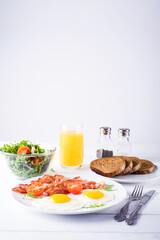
(90, 157, 126, 177)
(118, 157, 133, 176)
(125, 157, 142, 174)
(134, 159, 154, 174)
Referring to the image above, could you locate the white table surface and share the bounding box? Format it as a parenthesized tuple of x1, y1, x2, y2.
(0, 143, 160, 240)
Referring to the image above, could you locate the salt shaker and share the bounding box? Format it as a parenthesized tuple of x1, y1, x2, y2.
(96, 127, 114, 158)
(117, 128, 132, 156)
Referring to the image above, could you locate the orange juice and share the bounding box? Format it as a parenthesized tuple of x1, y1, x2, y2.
(59, 130, 84, 167)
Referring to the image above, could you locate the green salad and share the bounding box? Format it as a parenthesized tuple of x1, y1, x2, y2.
(0, 140, 54, 179)
(0, 140, 45, 154)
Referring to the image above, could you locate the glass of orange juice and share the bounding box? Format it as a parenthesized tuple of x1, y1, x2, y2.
(59, 124, 84, 168)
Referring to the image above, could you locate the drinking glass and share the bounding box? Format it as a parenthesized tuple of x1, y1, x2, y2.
(59, 124, 84, 168)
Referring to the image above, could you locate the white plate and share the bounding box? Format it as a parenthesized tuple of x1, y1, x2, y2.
(12, 172, 127, 215)
(110, 164, 160, 183)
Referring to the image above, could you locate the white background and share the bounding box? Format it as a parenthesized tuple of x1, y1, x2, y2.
(0, 0, 160, 146)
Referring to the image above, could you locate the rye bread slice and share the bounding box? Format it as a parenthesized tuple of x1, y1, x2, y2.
(111, 156, 133, 176)
(90, 157, 126, 177)
(118, 157, 133, 176)
(125, 157, 142, 174)
(134, 159, 154, 174)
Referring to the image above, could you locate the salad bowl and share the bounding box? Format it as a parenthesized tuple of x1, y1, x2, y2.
(0, 140, 56, 179)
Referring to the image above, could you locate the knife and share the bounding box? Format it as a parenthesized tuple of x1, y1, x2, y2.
(126, 190, 155, 225)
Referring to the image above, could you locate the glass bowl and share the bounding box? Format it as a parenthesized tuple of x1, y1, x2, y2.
(1, 146, 56, 179)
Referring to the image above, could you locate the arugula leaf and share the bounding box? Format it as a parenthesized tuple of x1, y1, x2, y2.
(83, 203, 106, 209)
(50, 168, 55, 172)
(23, 193, 43, 199)
(101, 184, 116, 191)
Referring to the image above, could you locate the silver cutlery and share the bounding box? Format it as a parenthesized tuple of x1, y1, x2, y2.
(114, 185, 143, 222)
(126, 190, 155, 225)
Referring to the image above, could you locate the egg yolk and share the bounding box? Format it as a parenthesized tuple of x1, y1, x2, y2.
(49, 194, 71, 203)
(83, 190, 104, 199)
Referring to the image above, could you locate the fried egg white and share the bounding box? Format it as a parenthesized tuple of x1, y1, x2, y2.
(77, 189, 114, 204)
(32, 194, 84, 211)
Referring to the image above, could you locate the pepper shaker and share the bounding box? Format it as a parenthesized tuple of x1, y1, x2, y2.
(96, 127, 114, 158)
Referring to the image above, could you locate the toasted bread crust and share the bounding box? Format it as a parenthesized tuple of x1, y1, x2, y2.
(90, 157, 126, 177)
(123, 157, 141, 174)
(118, 158, 133, 176)
(134, 159, 154, 174)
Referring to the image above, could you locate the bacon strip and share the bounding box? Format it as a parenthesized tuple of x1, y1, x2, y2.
(12, 174, 105, 195)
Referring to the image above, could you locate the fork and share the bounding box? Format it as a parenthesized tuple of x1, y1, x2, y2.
(114, 185, 143, 222)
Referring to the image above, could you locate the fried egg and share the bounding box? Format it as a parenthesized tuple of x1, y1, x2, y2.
(33, 194, 84, 211)
(77, 189, 114, 204)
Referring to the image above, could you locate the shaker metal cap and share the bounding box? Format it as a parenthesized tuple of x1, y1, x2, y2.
(118, 128, 130, 136)
(100, 127, 111, 135)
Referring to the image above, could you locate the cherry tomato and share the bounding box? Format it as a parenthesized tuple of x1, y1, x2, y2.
(67, 182, 83, 194)
(31, 157, 42, 166)
(17, 146, 31, 154)
(27, 183, 44, 196)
